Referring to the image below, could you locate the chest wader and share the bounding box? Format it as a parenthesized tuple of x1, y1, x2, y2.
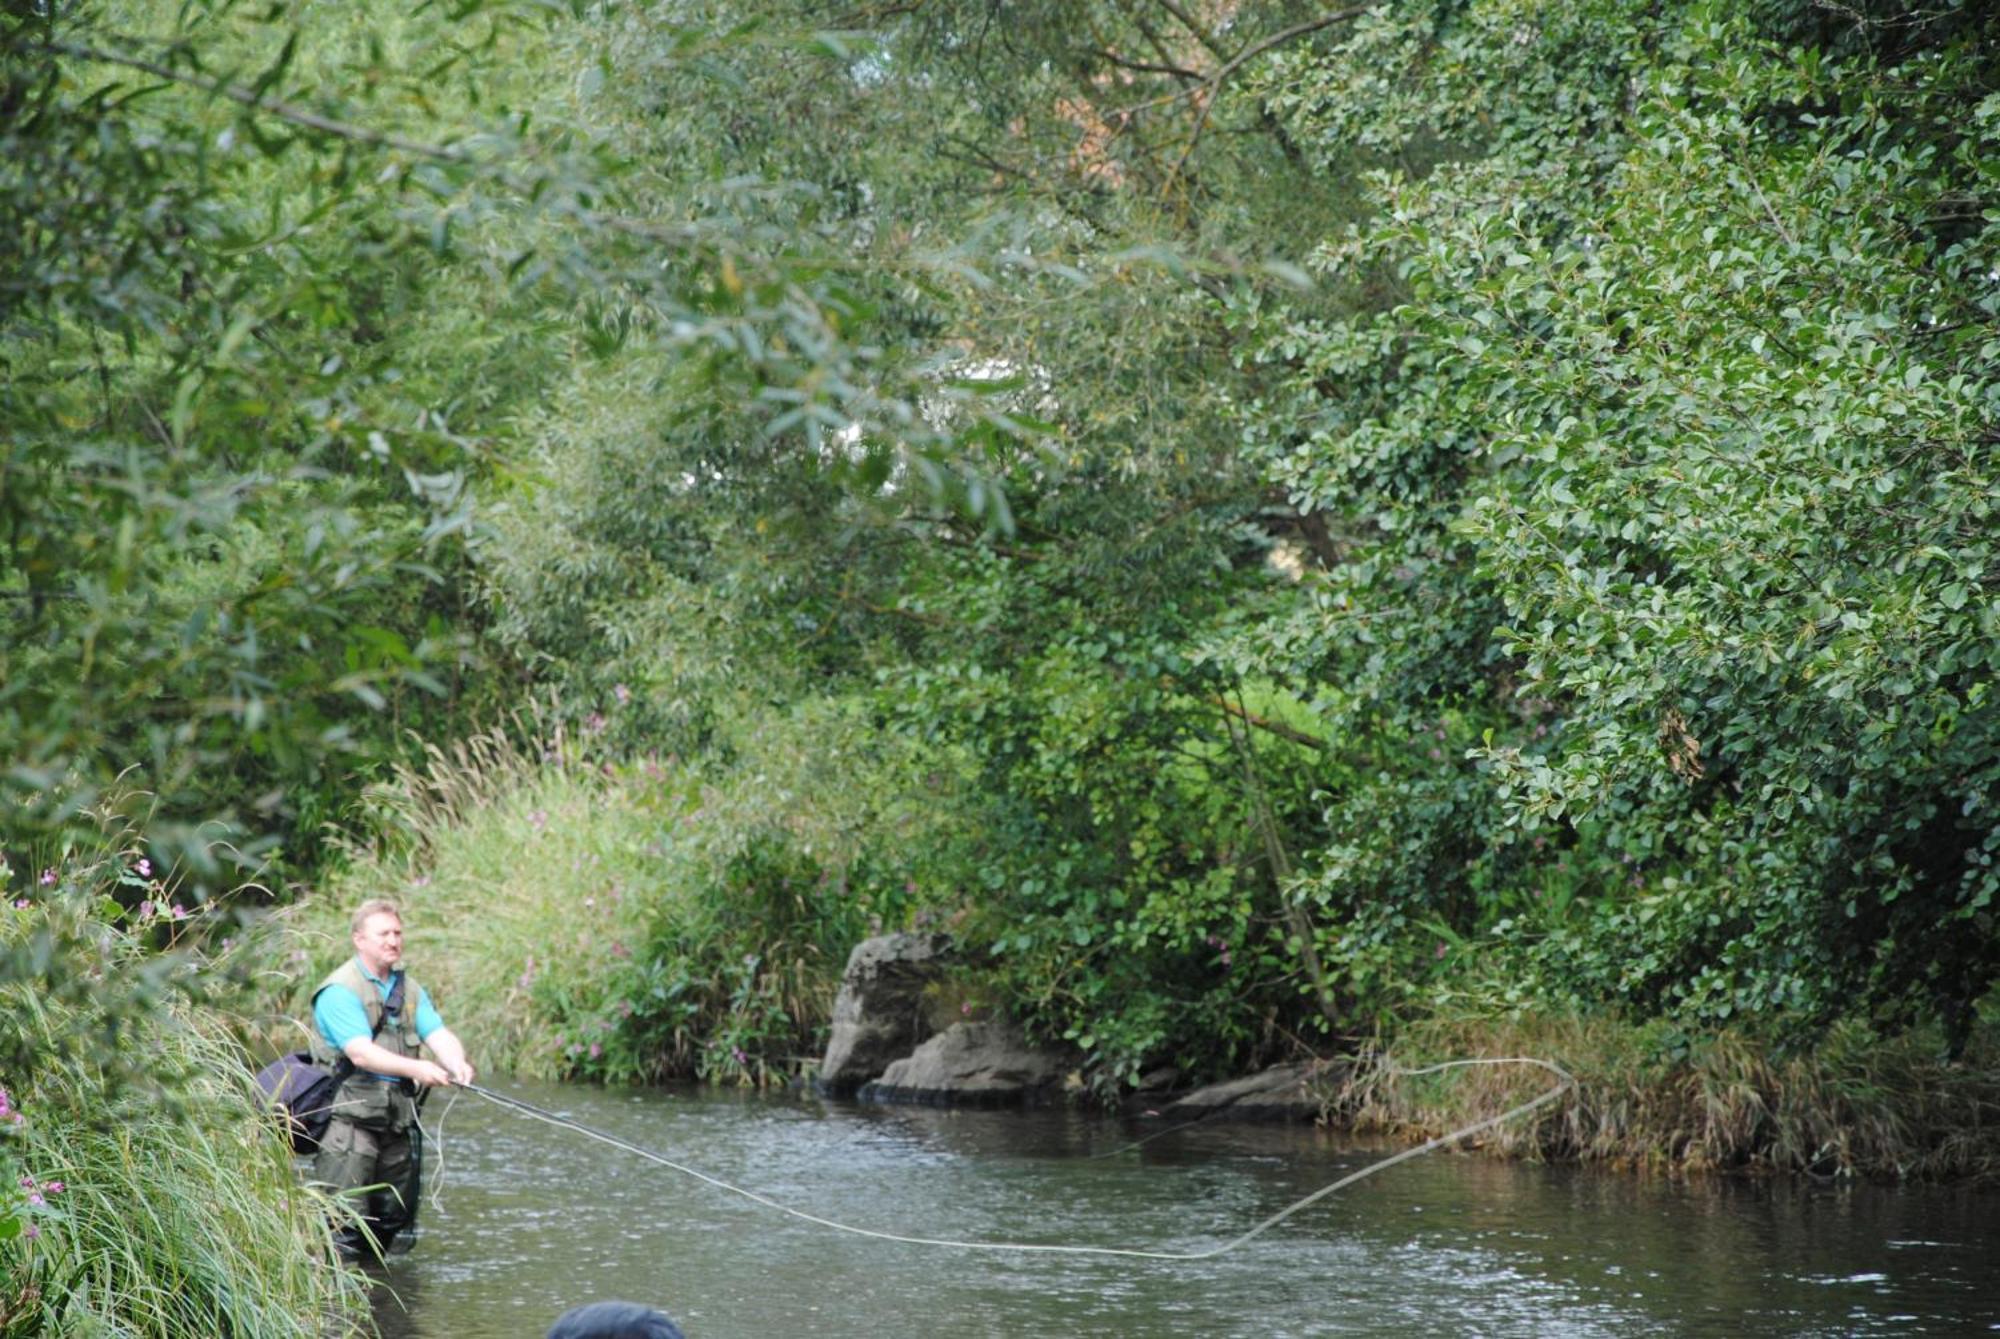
(311, 962, 427, 1259)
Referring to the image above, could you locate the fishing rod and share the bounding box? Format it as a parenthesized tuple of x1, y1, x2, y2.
(448, 1056, 1573, 1262)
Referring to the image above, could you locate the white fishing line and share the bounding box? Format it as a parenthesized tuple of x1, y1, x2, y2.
(457, 1055, 1573, 1261)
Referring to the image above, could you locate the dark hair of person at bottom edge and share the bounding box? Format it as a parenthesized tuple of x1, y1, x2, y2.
(546, 1299, 685, 1339)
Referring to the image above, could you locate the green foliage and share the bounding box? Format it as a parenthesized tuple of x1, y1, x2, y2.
(1232, 0, 2000, 1043)
(1, 0, 1057, 879)
(0, 866, 364, 1335)
(15, 0, 2000, 1154)
(283, 708, 954, 1084)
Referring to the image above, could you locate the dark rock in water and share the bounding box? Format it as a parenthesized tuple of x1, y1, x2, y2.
(1156, 1061, 1338, 1123)
(815, 932, 955, 1095)
(857, 1021, 1066, 1108)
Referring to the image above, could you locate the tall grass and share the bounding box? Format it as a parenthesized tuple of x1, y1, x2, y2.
(1332, 1010, 2000, 1181)
(1, 892, 365, 1337)
(272, 702, 958, 1084)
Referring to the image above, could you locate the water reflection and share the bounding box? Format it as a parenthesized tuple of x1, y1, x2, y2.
(366, 1081, 1999, 1338)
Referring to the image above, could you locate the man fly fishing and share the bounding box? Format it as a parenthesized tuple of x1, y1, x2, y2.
(310, 898, 475, 1260)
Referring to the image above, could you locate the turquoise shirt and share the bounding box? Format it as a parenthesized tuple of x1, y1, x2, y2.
(312, 959, 445, 1079)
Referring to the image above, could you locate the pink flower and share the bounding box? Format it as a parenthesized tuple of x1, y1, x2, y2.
(21, 1222, 37, 1241)
(38, 869, 55, 887)
(136, 858, 152, 877)
(17, 1177, 31, 1189)
(138, 901, 155, 919)
(11, 900, 26, 910)
(43, 1182, 61, 1194)
(26, 1193, 42, 1208)
(170, 904, 188, 920)
(588, 1042, 603, 1059)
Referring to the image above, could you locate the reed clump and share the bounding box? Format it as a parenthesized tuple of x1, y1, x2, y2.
(1330, 1010, 2000, 1182)
(1, 893, 366, 1337)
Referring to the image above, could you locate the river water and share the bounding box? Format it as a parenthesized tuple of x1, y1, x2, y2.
(366, 1080, 1998, 1338)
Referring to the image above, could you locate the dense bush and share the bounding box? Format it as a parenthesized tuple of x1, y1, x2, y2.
(1236, 0, 1999, 1042)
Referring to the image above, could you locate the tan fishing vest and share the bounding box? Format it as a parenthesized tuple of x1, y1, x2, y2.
(311, 959, 426, 1128)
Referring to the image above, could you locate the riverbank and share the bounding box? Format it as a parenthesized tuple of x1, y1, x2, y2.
(1323, 1011, 2000, 1183)
(262, 733, 2000, 1187)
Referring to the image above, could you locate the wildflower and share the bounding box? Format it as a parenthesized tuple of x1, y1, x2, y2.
(138, 900, 155, 920)
(731, 1046, 748, 1066)
(588, 1042, 603, 1059)
(43, 1182, 61, 1194)
(16, 1177, 30, 1189)
(20, 1222, 36, 1241)
(170, 904, 188, 920)
(613, 683, 631, 706)
(12, 900, 26, 910)
(610, 941, 630, 959)
(615, 999, 634, 1017)
(136, 858, 152, 877)
(584, 712, 606, 735)
(38, 869, 56, 887)
(1435, 940, 1449, 959)
(25, 1192, 41, 1208)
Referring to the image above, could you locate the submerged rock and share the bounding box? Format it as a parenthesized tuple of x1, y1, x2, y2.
(1156, 1061, 1337, 1123)
(857, 1021, 1066, 1108)
(815, 932, 955, 1095)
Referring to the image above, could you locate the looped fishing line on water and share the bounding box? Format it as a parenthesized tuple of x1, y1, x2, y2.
(454, 1056, 1573, 1261)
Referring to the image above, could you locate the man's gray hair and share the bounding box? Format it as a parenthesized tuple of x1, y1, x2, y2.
(350, 898, 402, 936)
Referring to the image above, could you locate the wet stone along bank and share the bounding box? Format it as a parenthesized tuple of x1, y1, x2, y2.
(812, 932, 1324, 1117)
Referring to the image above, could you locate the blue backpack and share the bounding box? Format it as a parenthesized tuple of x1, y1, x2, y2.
(255, 973, 405, 1152)
(254, 1051, 349, 1153)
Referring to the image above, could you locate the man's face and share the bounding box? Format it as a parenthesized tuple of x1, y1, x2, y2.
(353, 912, 404, 975)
